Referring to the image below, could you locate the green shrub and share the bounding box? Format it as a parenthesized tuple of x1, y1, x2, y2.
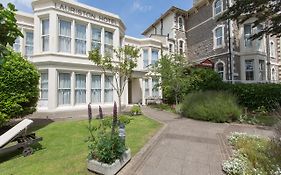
(0, 51, 39, 125)
(222, 83, 281, 111)
(182, 91, 242, 123)
(130, 105, 142, 116)
(119, 115, 134, 125)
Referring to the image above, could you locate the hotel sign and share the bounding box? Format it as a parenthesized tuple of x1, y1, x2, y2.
(55, 3, 118, 26)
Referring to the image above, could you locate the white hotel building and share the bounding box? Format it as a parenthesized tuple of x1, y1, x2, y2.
(14, 0, 164, 112)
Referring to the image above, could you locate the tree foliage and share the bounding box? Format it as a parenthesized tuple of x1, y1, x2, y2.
(0, 50, 40, 126)
(88, 46, 140, 113)
(0, 3, 23, 60)
(219, 0, 281, 39)
(154, 54, 190, 105)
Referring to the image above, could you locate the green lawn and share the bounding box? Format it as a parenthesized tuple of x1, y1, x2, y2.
(0, 116, 162, 175)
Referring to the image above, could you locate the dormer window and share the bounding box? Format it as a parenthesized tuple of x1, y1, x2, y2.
(214, 0, 223, 16)
(178, 16, 184, 31)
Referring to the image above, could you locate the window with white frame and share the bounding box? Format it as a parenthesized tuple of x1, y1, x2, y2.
(144, 79, 149, 98)
(179, 40, 184, 54)
(91, 27, 101, 52)
(104, 75, 113, 102)
(75, 74, 86, 104)
(244, 24, 252, 48)
(152, 78, 159, 97)
(42, 19, 49, 52)
(25, 31, 33, 57)
(105, 31, 113, 56)
(91, 75, 101, 103)
(258, 60, 265, 81)
(216, 62, 224, 80)
(151, 49, 159, 65)
(40, 73, 48, 100)
(178, 16, 184, 30)
(214, 26, 223, 48)
(13, 36, 20, 52)
(143, 49, 149, 68)
(214, 0, 222, 16)
(255, 25, 263, 50)
(58, 73, 71, 105)
(75, 23, 86, 54)
(59, 20, 71, 53)
(270, 41, 276, 58)
(245, 60, 254, 81)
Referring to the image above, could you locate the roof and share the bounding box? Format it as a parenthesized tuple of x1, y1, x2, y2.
(142, 6, 187, 35)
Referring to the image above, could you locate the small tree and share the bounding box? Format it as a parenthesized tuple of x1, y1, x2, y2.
(89, 46, 140, 113)
(0, 3, 23, 60)
(154, 54, 190, 105)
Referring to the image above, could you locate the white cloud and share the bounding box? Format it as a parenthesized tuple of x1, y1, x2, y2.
(132, 1, 152, 13)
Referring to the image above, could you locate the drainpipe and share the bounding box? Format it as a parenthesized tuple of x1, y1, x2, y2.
(227, 0, 233, 84)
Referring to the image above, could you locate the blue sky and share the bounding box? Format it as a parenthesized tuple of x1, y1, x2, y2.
(1, 0, 193, 38)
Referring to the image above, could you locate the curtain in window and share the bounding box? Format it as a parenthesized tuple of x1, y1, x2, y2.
(104, 76, 113, 102)
(75, 24, 86, 54)
(25, 32, 33, 57)
(42, 19, 49, 51)
(59, 20, 71, 53)
(244, 24, 252, 47)
(91, 75, 101, 103)
(92, 28, 101, 51)
(41, 73, 48, 99)
(152, 78, 159, 97)
(215, 27, 223, 46)
(152, 50, 158, 65)
(75, 74, 86, 104)
(143, 49, 149, 68)
(13, 37, 20, 52)
(58, 73, 71, 105)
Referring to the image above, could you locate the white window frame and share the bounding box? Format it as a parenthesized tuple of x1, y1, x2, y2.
(91, 27, 102, 52)
(58, 72, 71, 106)
(215, 61, 225, 80)
(245, 59, 254, 81)
(13, 36, 21, 52)
(178, 39, 185, 55)
(178, 16, 184, 31)
(271, 68, 276, 81)
(269, 40, 276, 58)
(152, 78, 159, 97)
(258, 60, 265, 81)
(213, 25, 225, 49)
(58, 19, 72, 53)
(41, 19, 49, 52)
(213, 0, 223, 17)
(144, 79, 150, 98)
(91, 74, 102, 103)
(244, 23, 253, 48)
(75, 74, 86, 104)
(104, 31, 113, 57)
(75, 23, 87, 55)
(25, 30, 34, 58)
(104, 75, 114, 103)
(40, 72, 48, 100)
(151, 49, 159, 65)
(143, 49, 149, 68)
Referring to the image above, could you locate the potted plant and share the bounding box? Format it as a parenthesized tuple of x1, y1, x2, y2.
(86, 102, 131, 175)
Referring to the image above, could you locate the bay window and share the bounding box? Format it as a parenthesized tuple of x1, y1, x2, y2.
(59, 20, 71, 53)
(75, 23, 86, 54)
(143, 49, 149, 68)
(91, 27, 101, 52)
(245, 60, 254, 81)
(25, 31, 33, 57)
(91, 75, 101, 103)
(42, 19, 49, 52)
(40, 73, 48, 100)
(104, 31, 113, 56)
(58, 73, 71, 105)
(75, 74, 86, 104)
(151, 49, 158, 65)
(104, 75, 113, 102)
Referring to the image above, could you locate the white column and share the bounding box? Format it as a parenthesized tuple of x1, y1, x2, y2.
(86, 72, 91, 104)
(254, 59, 259, 82)
(141, 78, 146, 105)
(149, 78, 152, 97)
(113, 28, 120, 61)
(33, 15, 41, 55)
(20, 28, 25, 56)
(101, 73, 105, 104)
(123, 78, 129, 106)
(71, 20, 75, 55)
(86, 23, 91, 55)
(49, 12, 58, 53)
(48, 68, 58, 110)
(71, 72, 75, 106)
(101, 27, 105, 57)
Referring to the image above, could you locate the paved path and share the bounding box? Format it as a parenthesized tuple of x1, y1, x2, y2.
(120, 107, 273, 175)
